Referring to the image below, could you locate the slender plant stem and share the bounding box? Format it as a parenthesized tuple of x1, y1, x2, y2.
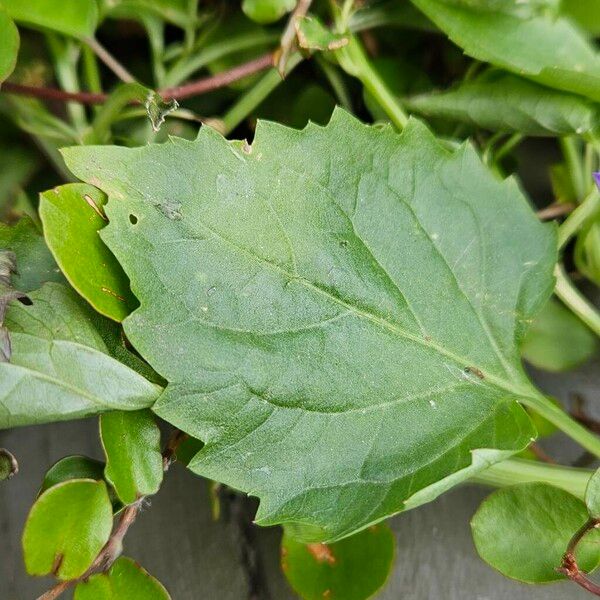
(558, 188, 600, 249)
(472, 458, 592, 499)
(494, 133, 524, 163)
(335, 36, 408, 130)
(561, 136, 586, 202)
(521, 387, 600, 458)
(555, 264, 600, 337)
(0, 53, 276, 105)
(558, 518, 600, 596)
(278, 0, 313, 75)
(221, 53, 302, 135)
(316, 55, 353, 112)
(84, 37, 135, 83)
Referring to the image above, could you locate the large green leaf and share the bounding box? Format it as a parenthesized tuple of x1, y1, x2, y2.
(74, 557, 171, 600)
(22, 479, 113, 580)
(0, 216, 64, 292)
(409, 0, 600, 101)
(0, 283, 160, 428)
(100, 409, 163, 504)
(521, 297, 597, 372)
(0, 0, 98, 37)
(281, 524, 395, 600)
(406, 71, 600, 137)
(40, 184, 137, 321)
(0, 7, 18, 83)
(471, 483, 600, 583)
(62, 109, 555, 542)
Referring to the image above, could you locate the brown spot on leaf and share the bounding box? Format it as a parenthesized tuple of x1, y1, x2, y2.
(307, 543, 336, 565)
(327, 38, 348, 50)
(101, 287, 125, 301)
(323, 590, 332, 598)
(464, 366, 485, 380)
(83, 194, 107, 221)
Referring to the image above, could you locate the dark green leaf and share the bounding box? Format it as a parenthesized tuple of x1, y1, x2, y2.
(40, 184, 136, 322)
(281, 524, 395, 600)
(561, 0, 600, 36)
(62, 109, 554, 542)
(0, 216, 64, 292)
(521, 297, 597, 372)
(74, 557, 171, 600)
(22, 479, 113, 580)
(0, 0, 98, 37)
(471, 483, 600, 583)
(0, 7, 18, 83)
(409, 0, 600, 101)
(406, 71, 600, 137)
(0, 447, 17, 480)
(41, 455, 105, 494)
(1, 283, 161, 428)
(100, 410, 163, 504)
(242, 0, 295, 24)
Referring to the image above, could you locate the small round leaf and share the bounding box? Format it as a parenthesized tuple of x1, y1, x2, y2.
(74, 557, 171, 599)
(471, 483, 600, 583)
(22, 479, 113, 580)
(281, 524, 395, 600)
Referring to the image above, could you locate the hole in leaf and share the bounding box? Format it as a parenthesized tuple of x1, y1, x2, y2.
(129, 214, 138, 225)
(18, 296, 33, 306)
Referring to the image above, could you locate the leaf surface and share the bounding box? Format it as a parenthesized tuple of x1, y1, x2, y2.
(0, 216, 64, 292)
(281, 524, 395, 600)
(586, 467, 600, 519)
(22, 479, 113, 580)
(409, 0, 600, 101)
(100, 409, 163, 504)
(242, 0, 295, 24)
(1, 283, 160, 428)
(471, 483, 600, 583)
(0, 0, 98, 37)
(74, 557, 171, 600)
(406, 71, 600, 137)
(0, 7, 18, 83)
(40, 184, 136, 321)
(63, 109, 555, 541)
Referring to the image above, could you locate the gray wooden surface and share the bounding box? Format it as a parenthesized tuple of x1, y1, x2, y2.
(2, 357, 598, 599)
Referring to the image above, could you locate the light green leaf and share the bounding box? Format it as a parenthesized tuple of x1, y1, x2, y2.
(1, 283, 161, 428)
(62, 109, 554, 542)
(409, 0, 600, 101)
(521, 297, 597, 372)
(99, 0, 192, 29)
(100, 410, 163, 505)
(40, 184, 136, 322)
(0, 7, 18, 83)
(561, 0, 600, 36)
(281, 524, 395, 600)
(586, 467, 600, 519)
(0, 0, 98, 38)
(295, 16, 349, 51)
(471, 483, 600, 583)
(22, 479, 113, 580)
(74, 557, 171, 600)
(406, 70, 600, 137)
(242, 0, 295, 24)
(575, 220, 600, 287)
(0, 216, 64, 292)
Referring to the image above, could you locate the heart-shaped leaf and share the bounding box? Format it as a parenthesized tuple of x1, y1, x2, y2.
(62, 109, 555, 542)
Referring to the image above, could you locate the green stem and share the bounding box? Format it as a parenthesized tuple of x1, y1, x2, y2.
(557, 188, 600, 249)
(560, 137, 586, 202)
(335, 36, 408, 130)
(316, 55, 353, 112)
(472, 458, 591, 499)
(554, 263, 600, 338)
(522, 387, 600, 458)
(221, 54, 302, 136)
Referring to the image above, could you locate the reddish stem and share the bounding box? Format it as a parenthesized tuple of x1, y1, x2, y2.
(1, 53, 275, 106)
(558, 518, 600, 596)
